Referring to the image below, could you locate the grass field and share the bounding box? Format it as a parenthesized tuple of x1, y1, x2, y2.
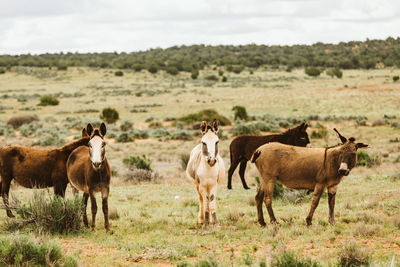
(0, 67, 399, 266)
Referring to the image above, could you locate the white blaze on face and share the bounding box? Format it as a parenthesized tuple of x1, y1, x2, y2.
(89, 135, 104, 169)
(201, 130, 219, 166)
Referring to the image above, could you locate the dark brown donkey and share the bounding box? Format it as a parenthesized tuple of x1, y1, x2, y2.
(0, 136, 90, 217)
(251, 128, 368, 226)
(227, 122, 309, 189)
(67, 123, 111, 231)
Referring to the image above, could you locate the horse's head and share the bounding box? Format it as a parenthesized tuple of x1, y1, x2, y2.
(334, 128, 368, 176)
(200, 119, 220, 167)
(290, 122, 310, 147)
(83, 123, 107, 171)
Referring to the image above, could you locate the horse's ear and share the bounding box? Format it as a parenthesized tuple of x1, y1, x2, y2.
(333, 128, 347, 143)
(212, 119, 219, 133)
(86, 123, 94, 137)
(356, 142, 368, 149)
(302, 122, 308, 131)
(82, 127, 88, 137)
(100, 122, 107, 137)
(200, 121, 207, 135)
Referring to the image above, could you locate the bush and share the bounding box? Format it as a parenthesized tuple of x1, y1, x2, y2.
(326, 67, 343, 78)
(222, 76, 227, 82)
(393, 75, 399, 82)
(147, 64, 158, 74)
(0, 234, 77, 267)
(232, 122, 260, 136)
(7, 114, 39, 129)
(116, 132, 134, 143)
(205, 74, 218, 81)
(170, 129, 193, 140)
(0, 67, 5, 74)
(57, 64, 68, 71)
(305, 66, 321, 77)
(357, 150, 381, 167)
(191, 69, 199, 79)
(232, 65, 244, 74)
(310, 123, 328, 139)
(166, 66, 179, 75)
(218, 69, 224, 76)
(38, 95, 59, 106)
(10, 192, 83, 234)
(178, 109, 231, 126)
(180, 153, 190, 170)
(337, 243, 371, 267)
(100, 107, 119, 123)
(115, 70, 124, 76)
(232, 105, 248, 121)
(120, 120, 133, 131)
(149, 121, 163, 128)
(123, 155, 152, 171)
(122, 168, 160, 183)
(273, 251, 321, 267)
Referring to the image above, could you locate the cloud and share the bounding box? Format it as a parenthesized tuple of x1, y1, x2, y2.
(0, 0, 399, 54)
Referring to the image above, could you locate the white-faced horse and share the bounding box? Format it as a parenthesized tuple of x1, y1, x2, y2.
(186, 119, 225, 225)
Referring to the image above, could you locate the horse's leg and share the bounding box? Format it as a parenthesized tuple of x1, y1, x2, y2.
(196, 184, 204, 224)
(238, 160, 250, 189)
(227, 156, 240, 190)
(89, 190, 97, 229)
(255, 187, 266, 226)
(1, 175, 14, 218)
(54, 182, 67, 198)
(101, 187, 110, 231)
(327, 185, 338, 225)
(306, 184, 324, 226)
(209, 185, 218, 224)
(200, 185, 209, 225)
(263, 180, 278, 224)
(82, 193, 89, 227)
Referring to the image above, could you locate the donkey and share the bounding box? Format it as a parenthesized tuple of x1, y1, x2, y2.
(186, 119, 225, 225)
(251, 128, 368, 226)
(66, 123, 111, 231)
(0, 136, 90, 217)
(227, 122, 309, 190)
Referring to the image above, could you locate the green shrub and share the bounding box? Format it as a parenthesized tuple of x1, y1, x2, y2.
(149, 121, 163, 128)
(7, 114, 39, 129)
(222, 76, 227, 82)
(0, 234, 77, 267)
(100, 107, 119, 123)
(178, 109, 231, 126)
(305, 66, 321, 77)
(132, 63, 144, 72)
(191, 69, 199, 79)
(180, 153, 190, 170)
(337, 243, 371, 267)
(116, 132, 134, 143)
(355, 117, 367, 126)
(166, 66, 179, 75)
(232, 65, 244, 74)
(357, 150, 381, 167)
(123, 155, 152, 171)
(273, 181, 284, 198)
(310, 123, 328, 139)
(232, 122, 260, 136)
(38, 95, 59, 106)
(10, 192, 83, 234)
(170, 129, 193, 140)
(0, 67, 5, 74)
(148, 64, 158, 74)
(32, 130, 65, 146)
(57, 64, 68, 71)
(115, 70, 124, 76)
(205, 74, 218, 81)
(218, 69, 224, 76)
(120, 121, 133, 131)
(393, 75, 399, 82)
(273, 250, 321, 267)
(0, 122, 15, 137)
(232, 105, 248, 121)
(326, 67, 343, 78)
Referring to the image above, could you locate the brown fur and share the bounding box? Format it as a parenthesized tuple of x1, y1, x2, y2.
(252, 129, 368, 226)
(227, 122, 309, 189)
(0, 137, 90, 217)
(67, 123, 111, 231)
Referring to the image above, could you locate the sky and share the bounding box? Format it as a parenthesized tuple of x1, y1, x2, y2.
(1, 0, 400, 55)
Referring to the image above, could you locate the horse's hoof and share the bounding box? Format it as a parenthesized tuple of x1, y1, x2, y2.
(259, 221, 266, 227)
(227, 185, 232, 190)
(306, 218, 312, 226)
(7, 212, 15, 218)
(244, 186, 250, 190)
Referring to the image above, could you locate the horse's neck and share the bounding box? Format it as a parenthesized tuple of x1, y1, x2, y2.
(324, 147, 341, 177)
(265, 132, 289, 143)
(61, 137, 90, 154)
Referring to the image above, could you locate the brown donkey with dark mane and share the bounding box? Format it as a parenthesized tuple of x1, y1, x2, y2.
(67, 123, 111, 231)
(251, 128, 368, 226)
(0, 135, 90, 217)
(227, 122, 309, 190)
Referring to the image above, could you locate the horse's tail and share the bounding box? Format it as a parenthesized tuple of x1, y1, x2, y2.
(250, 150, 261, 163)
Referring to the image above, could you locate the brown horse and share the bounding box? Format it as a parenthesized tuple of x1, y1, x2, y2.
(67, 123, 111, 231)
(0, 136, 90, 217)
(227, 122, 309, 190)
(251, 128, 368, 226)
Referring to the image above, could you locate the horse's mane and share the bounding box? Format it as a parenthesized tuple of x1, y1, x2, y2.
(60, 136, 90, 152)
(323, 143, 341, 167)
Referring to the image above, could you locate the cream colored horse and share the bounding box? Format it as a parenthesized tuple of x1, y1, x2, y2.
(186, 119, 225, 225)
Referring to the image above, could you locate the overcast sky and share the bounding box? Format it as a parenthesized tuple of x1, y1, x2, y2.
(1, 0, 400, 55)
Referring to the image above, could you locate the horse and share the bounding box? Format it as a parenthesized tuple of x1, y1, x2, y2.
(227, 122, 309, 190)
(0, 135, 90, 217)
(66, 123, 111, 231)
(251, 128, 368, 226)
(186, 119, 225, 225)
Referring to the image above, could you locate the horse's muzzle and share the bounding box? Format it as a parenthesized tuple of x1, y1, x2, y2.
(207, 159, 216, 167)
(92, 162, 102, 170)
(338, 169, 349, 176)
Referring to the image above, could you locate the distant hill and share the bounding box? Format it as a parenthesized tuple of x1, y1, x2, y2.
(1, 37, 400, 73)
